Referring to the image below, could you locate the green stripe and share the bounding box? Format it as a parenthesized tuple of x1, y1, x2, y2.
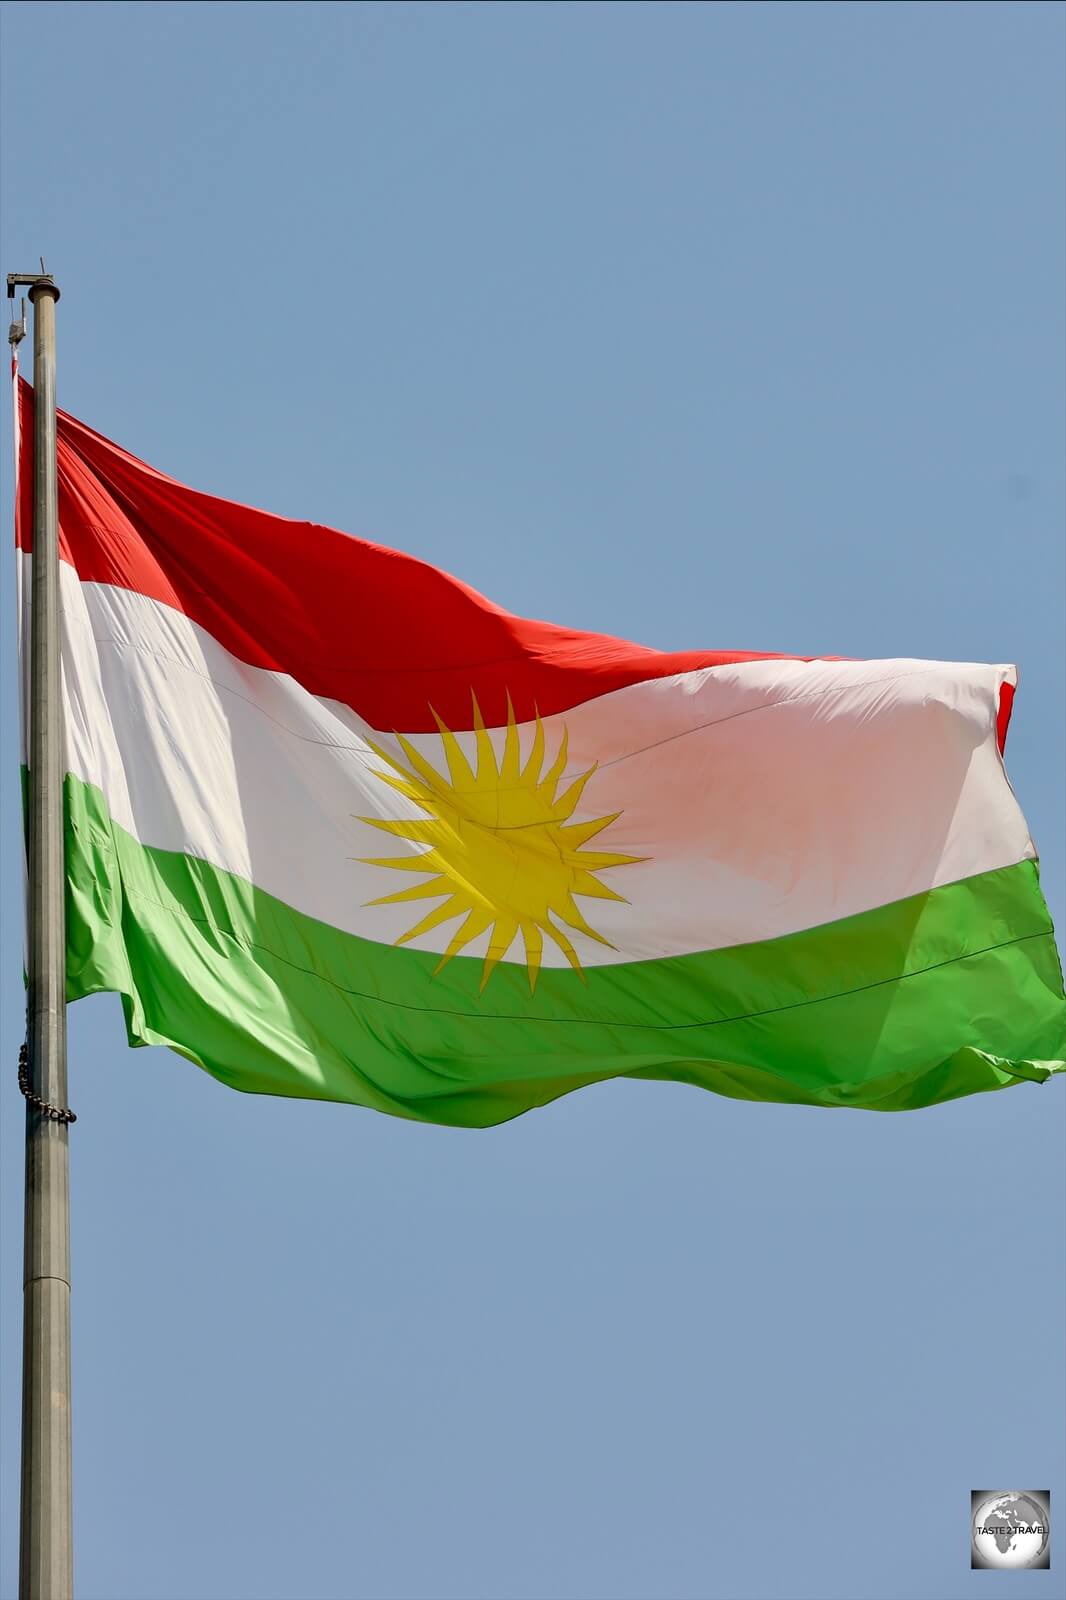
(63, 773, 1065, 1126)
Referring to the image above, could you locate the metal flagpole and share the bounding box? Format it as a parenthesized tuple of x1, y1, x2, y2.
(9, 268, 73, 1600)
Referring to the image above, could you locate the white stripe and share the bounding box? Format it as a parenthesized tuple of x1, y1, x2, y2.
(40, 558, 1034, 968)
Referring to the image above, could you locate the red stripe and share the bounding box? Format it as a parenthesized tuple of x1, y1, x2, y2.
(19, 379, 836, 732)
(997, 681, 1015, 753)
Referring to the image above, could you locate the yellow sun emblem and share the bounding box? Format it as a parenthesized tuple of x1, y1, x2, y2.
(357, 698, 643, 992)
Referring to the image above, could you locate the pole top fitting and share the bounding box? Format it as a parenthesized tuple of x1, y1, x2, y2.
(7, 271, 60, 304)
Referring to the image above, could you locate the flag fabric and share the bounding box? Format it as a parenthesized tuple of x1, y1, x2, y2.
(15, 380, 1065, 1125)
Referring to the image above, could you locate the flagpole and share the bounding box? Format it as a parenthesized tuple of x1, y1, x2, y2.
(12, 271, 73, 1600)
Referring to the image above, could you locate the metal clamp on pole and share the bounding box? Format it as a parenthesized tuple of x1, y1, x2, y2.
(7, 267, 59, 299)
(8, 268, 56, 352)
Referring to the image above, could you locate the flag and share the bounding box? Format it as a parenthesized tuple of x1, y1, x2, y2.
(15, 381, 1065, 1125)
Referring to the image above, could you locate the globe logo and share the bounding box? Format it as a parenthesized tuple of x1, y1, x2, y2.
(971, 1491, 1050, 1570)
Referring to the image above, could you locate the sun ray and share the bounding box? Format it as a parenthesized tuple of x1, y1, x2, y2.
(500, 695, 522, 787)
(394, 895, 468, 946)
(430, 705, 476, 790)
(358, 695, 645, 989)
(358, 816, 451, 845)
(364, 737, 405, 772)
(541, 917, 586, 979)
(553, 763, 599, 821)
(365, 875, 450, 908)
(434, 905, 497, 974)
(367, 769, 432, 803)
(480, 913, 520, 991)
(394, 732, 451, 798)
(365, 738, 431, 789)
(520, 920, 543, 993)
(559, 811, 622, 848)
(554, 892, 616, 949)
(471, 694, 497, 785)
(570, 869, 627, 903)
(539, 725, 569, 795)
(356, 851, 436, 872)
(522, 711, 545, 785)
(574, 848, 647, 871)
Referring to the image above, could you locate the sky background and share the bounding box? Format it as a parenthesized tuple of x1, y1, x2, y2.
(1, 4, 1063, 1598)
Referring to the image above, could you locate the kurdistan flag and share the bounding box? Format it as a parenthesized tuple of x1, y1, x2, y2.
(15, 381, 1065, 1126)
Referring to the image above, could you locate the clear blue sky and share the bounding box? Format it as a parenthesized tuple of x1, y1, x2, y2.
(1, 4, 1063, 1597)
